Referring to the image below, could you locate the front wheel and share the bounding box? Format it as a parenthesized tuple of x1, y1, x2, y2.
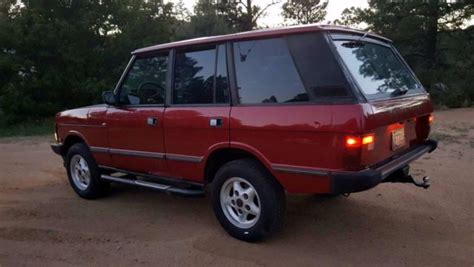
(66, 143, 108, 199)
(211, 159, 285, 242)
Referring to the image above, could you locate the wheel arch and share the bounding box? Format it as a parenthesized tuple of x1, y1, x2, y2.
(62, 131, 88, 156)
(203, 143, 276, 185)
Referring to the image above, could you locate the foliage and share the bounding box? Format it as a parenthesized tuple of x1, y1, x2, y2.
(334, 0, 474, 108)
(282, 0, 328, 24)
(0, 0, 176, 124)
(0, 116, 53, 137)
(216, 0, 281, 31)
(175, 0, 236, 40)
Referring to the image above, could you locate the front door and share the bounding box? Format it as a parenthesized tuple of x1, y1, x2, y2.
(106, 52, 170, 176)
(163, 44, 231, 182)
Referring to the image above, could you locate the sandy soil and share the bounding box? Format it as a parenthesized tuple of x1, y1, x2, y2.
(0, 108, 473, 266)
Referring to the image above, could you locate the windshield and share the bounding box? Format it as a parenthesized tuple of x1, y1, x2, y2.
(334, 40, 421, 99)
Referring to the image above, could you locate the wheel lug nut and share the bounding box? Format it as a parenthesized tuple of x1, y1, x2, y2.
(245, 205, 250, 211)
(234, 191, 239, 196)
(243, 194, 248, 199)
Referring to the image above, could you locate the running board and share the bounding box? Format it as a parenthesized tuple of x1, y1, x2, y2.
(101, 174, 205, 197)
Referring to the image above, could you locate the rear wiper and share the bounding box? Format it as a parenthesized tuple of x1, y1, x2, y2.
(341, 32, 370, 48)
(391, 88, 408, 96)
(341, 41, 365, 48)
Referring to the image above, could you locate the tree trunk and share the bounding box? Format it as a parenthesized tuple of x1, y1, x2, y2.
(425, 1, 439, 70)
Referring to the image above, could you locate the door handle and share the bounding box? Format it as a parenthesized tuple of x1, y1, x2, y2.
(209, 118, 223, 127)
(147, 117, 158, 126)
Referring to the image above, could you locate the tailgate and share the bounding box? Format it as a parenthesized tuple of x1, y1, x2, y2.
(361, 94, 433, 167)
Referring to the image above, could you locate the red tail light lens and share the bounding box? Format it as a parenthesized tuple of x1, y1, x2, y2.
(345, 134, 375, 148)
(345, 136, 361, 148)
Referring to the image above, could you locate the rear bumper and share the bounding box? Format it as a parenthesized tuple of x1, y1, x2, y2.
(330, 139, 438, 194)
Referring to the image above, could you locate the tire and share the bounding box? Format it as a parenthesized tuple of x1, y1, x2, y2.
(65, 143, 108, 199)
(211, 159, 285, 242)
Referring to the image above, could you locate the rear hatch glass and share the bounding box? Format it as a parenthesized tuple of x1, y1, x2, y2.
(332, 35, 424, 100)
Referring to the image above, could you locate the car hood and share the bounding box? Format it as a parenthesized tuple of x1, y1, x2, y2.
(56, 104, 107, 124)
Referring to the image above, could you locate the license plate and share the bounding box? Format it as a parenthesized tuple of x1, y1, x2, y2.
(391, 127, 405, 150)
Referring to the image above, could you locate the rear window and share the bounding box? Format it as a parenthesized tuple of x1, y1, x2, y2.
(233, 38, 308, 104)
(334, 39, 421, 99)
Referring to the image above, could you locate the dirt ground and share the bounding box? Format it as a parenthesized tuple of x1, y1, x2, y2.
(0, 108, 473, 266)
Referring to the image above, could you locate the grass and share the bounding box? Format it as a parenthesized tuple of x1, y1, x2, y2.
(0, 118, 54, 138)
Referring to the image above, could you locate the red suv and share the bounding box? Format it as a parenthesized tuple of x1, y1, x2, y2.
(51, 25, 437, 241)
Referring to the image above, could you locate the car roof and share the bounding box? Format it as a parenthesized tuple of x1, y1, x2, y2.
(132, 24, 392, 55)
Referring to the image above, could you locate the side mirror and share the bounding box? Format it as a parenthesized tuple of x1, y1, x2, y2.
(102, 91, 117, 105)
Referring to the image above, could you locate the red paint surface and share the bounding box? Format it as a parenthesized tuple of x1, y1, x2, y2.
(163, 106, 230, 181)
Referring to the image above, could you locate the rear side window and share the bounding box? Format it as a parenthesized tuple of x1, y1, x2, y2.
(173, 45, 229, 104)
(287, 33, 351, 99)
(119, 54, 168, 105)
(233, 38, 308, 104)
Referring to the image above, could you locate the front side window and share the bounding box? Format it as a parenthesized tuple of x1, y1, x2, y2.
(119, 54, 168, 105)
(334, 39, 421, 99)
(173, 45, 229, 105)
(233, 38, 308, 104)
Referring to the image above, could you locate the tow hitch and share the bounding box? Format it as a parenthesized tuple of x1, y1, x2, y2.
(383, 167, 431, 189)
(386, 175, 430, 189)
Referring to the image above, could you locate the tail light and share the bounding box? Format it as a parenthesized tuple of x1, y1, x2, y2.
(345, 136, 361, 148)
(344, 134, 375, 149)
(343, 134, 375, 170)
(415, 114, 433, 141)
(428, 114, 434, 124)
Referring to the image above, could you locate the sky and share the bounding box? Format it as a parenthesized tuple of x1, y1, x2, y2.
(178, 0, 370, 27)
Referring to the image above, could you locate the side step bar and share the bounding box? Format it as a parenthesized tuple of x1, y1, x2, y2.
(101, 174, 205, 197)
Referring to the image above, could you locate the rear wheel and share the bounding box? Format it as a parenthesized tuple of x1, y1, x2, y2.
(211, 159, 285, 241)
(66, 143, 108, 199)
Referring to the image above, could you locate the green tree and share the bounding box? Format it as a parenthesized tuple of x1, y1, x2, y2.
(0, 0, 178, 124)
(282, 0, 328, 25)
(217, 0, 280, 31)
(176, 0, 236, 39)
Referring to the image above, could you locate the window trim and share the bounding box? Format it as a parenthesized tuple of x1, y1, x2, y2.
(169, 44, 231, 107)
(113, 55, 135, 97)
(227, 42, 239, 106)
(114, 51, 170, 108)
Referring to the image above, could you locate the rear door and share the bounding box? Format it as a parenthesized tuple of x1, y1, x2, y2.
(106, 52, 170, 177)
(163, 44, 231, 182)
(332, 34, 433, 166)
